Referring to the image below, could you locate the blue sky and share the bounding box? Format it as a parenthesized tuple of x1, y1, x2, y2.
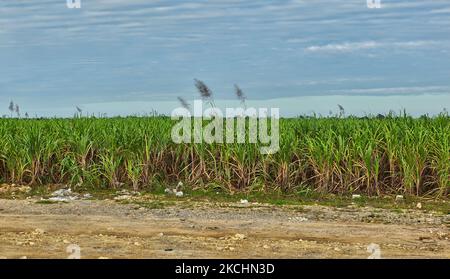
(0, 0, 449, 117)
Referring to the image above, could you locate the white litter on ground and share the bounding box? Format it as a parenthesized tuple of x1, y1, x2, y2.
(42, 188, 93, 202)
(164, 182, 184, 198)
(48, 188, 78, 202)
(175, 191, 184, 197)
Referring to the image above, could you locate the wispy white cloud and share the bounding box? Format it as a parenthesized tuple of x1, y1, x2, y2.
(329, 86, 450, 96)
(430, 7, 450, 14)
(305, 40, 444, 53)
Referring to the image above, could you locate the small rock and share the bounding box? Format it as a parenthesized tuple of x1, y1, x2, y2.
(352, 194, 361, 199)
(263, 245, 270, 249)
(133, 242, 141, 246)
(63, 239, 70, 244)
(19, 256, 27, 259)
(34, 228, 45, 235)
(28, 242, 35, 246)
(395, 195, 404, 201)
(98, 257, 109, 259)
(234, 233, 246, 240)
(334, 247, 342, 252)
(228, 247, 235, 251)
(416, 202, 422, 209)
(437, 231, 447, 239)
(158, 233, 164, 237)
(240, 199, 249, 204)
(419, 236, 432, 242)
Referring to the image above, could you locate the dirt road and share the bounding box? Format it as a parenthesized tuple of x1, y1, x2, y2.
(0, 198, 448, 259)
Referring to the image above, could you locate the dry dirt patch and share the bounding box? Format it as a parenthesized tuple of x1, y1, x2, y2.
(0, 198, 448, 259)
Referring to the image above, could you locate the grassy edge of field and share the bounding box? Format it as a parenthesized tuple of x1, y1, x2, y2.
(1, 183, 448, 215)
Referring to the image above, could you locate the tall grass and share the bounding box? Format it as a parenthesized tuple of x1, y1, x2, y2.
(0, 114, 448, 197)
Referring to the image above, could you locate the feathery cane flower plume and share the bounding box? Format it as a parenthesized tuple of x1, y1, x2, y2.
(8, 101, 14, 117)
(234, 84, 246, 108)
(194, 79, 215, 108)
(338, 104, 345, 118)
(15, 104, 20, 117)
(177, 97, 191, 110)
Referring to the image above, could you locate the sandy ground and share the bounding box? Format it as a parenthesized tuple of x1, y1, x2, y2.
(0, 198, 448, 259)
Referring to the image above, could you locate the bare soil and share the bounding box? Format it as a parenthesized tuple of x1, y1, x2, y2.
(0, 197, 448, 259)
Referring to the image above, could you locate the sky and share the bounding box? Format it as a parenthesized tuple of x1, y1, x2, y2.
(0, 0, 449, 117)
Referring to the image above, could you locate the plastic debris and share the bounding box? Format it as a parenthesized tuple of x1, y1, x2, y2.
(165, 182, 184, 197)
(175, 191, 184, 197)
(51, 188, 72, 197)
(48, 188, 78, 202)
(41, 188, 94, 202)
